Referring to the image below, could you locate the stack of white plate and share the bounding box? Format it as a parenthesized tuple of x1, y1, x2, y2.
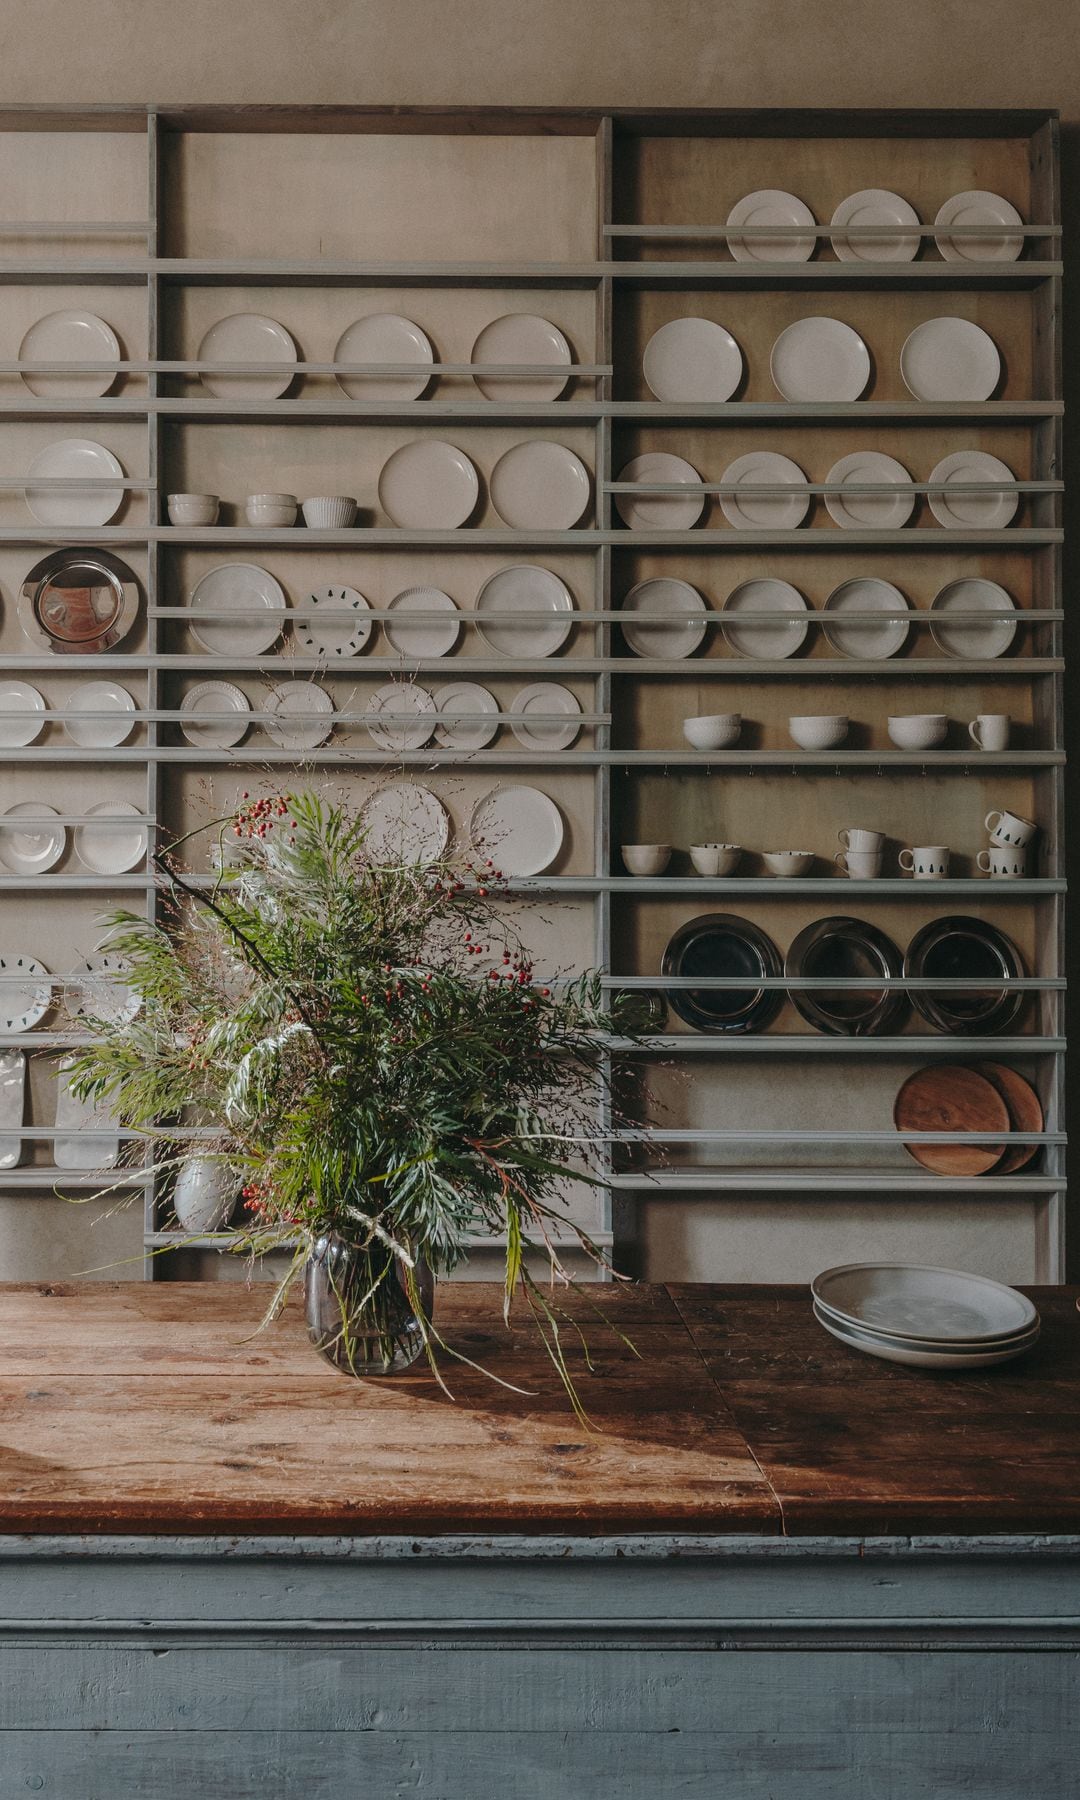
(811, 1263, 1040, 1369)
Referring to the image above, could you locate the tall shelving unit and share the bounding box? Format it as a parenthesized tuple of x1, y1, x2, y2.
(0, 107, 1065, 1284)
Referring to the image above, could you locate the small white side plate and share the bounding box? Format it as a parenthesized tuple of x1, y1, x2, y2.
(378, 441, 479, 529)
(296, 586, 372, 659)
(198, 313, 297, 399)
(66, 952, 141, 1025)
(471, 314, 572, 402)
(62, 680, 136, 748)
(263, 681, 334, 750)
(726, 190, 816, 262)
(830, 189, 920, 262)
(385, 588, 460, 659)
(73, 801, 147, 874)
(189, 564, 287, 656)
(334, 314, 433, 401)
(722, 580, 811, 660)
(927, 451, 1018, 531)
(361, 782, 449, 866)
(822, 579, 911, 660)
(474, 566, 574, 658)
(367, 682, 436, 752)
(824, 451, 915, 531)
(19, 310, 121, 399)
(620, 580, 709, 659)
(470, 784, 564, 877)
(180, 680, 251, 748)
(0, 681, 46, 749)
(719, 452, 810, 531)
(489, 441, 591, 530)
(25, 438, 125, 528)
(643, 318, 743, 402)
(770, 317, 871, 402)
(935, 191, 1024, 262)
(0, 957, 52, 1033)
(0, 803, 65, 875)
(509, 683, 582, 751)
(930, 579, 1017, 659)
(900, 318, 1001, 401)
(615, 453, 704, 531)
(433, 682, 499, 751)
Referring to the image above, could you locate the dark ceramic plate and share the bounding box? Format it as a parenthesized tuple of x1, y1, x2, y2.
(661, 912, 783, 1034)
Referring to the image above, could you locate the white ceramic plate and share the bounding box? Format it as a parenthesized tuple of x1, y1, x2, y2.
(263, 681, 334, 750)
(719, 451, 810, 531)
(813, 1294, 1041, 1353)
(927, 450, 1018, 531)
(0, 1051, 25, 1169)
(722, 580, 811, 660)
(812, 1262, 1037, 1343)
(824, 451, 915, 531)
(830, 189, 920, 262)
(470, 784, 563, 877)
(489, 441, 591, 530)
(367, 681, 436, 752)
(73, 801, 147, 875)
(180, 680, 250, 749)
(19, 309, 121, 398)
(642, 318, 743, 402)
(189, 564, 287, 655)
(471, 314, 572, 402)
(770, 317, 871, 402)
(474, 566, 574, 657)
(813, 1302, 1034, 1370)
(334, 314, 433, 401)
(929, 578, 1017, 659)
(935, 190, 1024, 263)
(296, 585, 372, 659)
(0, 681, 45, 749)
(198, 313, 297, 399)
(726, 189, 816, 262)
(620, 579, 709, 659)
(385, 587, 460, 658)
(0, 957, 52, 1033)
(900, 318, 1001, 401)
(615, 453, 705, 531)
(25, 438, 125, 527)
(433, 682, 499, 751)
(361, 782, 449, 866)
(378, 440, 479, 529)
(509, 683, 582, 751)
(0, 803, 65, 875)
(53, 1058, 119, 1171)
(822, 578, 912, 659)
(67, 952, 141, 1025)
(62, 680, 136, 748)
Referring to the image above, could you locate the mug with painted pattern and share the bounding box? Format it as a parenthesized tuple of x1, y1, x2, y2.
(899, 845, 949, 880)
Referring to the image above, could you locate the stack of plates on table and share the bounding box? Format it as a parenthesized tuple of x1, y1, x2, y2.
(811, 1262, 1040, 1369)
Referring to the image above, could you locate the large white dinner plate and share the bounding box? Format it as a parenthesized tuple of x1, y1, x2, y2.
(470, 784, 563, 877)
(726, 189, 816, 262)
(509, 683, 582, 751)
(900, 317, 1001, 401)
(296, 585, 372, 659)
(334, 314, 433, 401)
(824, 451, 915, 531)
(935, 190, 1024, 263)
(770, 317, 870, 402)
(0, 957, 52, 1033)
(385, 587, 460, 658)
(378, 440, 479, 529)
(25, 438, 125, 527)
(361, 782, 449, 866)
(0, 803, 65, 875)
(619, 579, 709, 659)
(474, 565, 574, 657)
(367, 681, 436, 752)
(73, 801, 147, 875)
(198, 313, 297, 399)
(812, 1262, 1037, 1343)
(66, 952, 141, 1025)
(263, 681, 334, 750)
(489, 441, 591, 530)
(433, 682, 499, 751)
(721, 580, 811, 660)
(53, 1058, 119, 1171)
(189, 564, 287, 655)
(830, 189, 920, 262)
(180, 680, 250, 748)
(719, 451, 810, 531)
(929, 578, 1017, 659)
(643, 318, 743, 403)
(0, 681, 45, 749)
(471, 314, 572, 402)
(927, 451, 1018, 531)
(19, 309, 121, 398)
(813, 1302, 1034, 1370)
(62, 680, 136, 748)
(0, 1051, 26, 1169)
(615, 453, 705, 531)
(822, 578, 912, 659)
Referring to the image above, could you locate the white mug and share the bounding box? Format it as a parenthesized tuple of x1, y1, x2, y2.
(969, 714, 1011, 752)
(985, 809, 1037, 849)
(837, 827, 885, 852)
(835, 849, 883, 878)
(899, 845, 949, 879)
(977, 846, 1028, 878)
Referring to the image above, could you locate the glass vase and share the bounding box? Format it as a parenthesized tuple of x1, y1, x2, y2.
(304, 1232, 433, 1376)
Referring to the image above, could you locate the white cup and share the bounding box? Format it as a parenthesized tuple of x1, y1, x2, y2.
(835, 849, 883, 878)
(837, 827, 885, 853)
(969, 714, 1011, 752)
(977, 845, 1028, 879)
(985, 808, 1037, 849)
(899, 845, 950, 879)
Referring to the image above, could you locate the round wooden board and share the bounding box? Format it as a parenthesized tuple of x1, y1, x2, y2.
(970, 1061, 1043, 1173)
(894, 1064, 1010, 1175)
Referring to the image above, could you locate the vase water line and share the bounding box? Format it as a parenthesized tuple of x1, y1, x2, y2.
(304, 1231, 434, 1375)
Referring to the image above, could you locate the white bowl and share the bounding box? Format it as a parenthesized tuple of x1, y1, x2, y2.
(690, 843, 741, 876)
(167, 492, 219, 526)
(682, 713, 742, 751)
(788, 714, 849, 751)
(763, 850, 815, 878)
(622, 844, 672, 876)
(302, 495, 358, 529)
(245, 492, 298, 527)
(888, 713, 948, 750)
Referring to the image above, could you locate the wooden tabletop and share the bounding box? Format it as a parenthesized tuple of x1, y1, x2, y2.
(0, 1280, 1077, 1537)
